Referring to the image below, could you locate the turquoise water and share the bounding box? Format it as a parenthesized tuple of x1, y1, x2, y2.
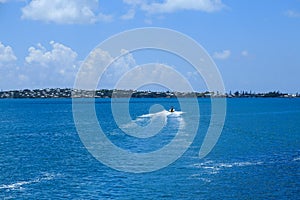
(0, 98, 299, 199)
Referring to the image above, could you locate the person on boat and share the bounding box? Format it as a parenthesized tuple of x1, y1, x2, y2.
(169, 106, 175, 112)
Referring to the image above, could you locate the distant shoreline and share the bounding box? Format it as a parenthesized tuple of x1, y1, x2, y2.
(0, 88, 299, 99)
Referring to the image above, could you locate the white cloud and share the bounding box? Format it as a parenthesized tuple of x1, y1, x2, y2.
(123, 0, 225, 14)
(113, 63, 193, 92)
(0, 42, 17, 66)
(241, 50, 249, 57)
(0, 42, 19, 89)
(26, 41, 77, 67)
(144, 0, 225, 13)
(24, 41, 79, 88)
(77, 48, 113, 89)
(285, 10, 300, 18)
(121, 8, 136, 20)
(123, 0, 144, 5)
(0, 41, 81, 89)
(107, 49, 136, 78)
(213, 50, 231, 60)
(20, 0, 225, 23)
(21, 0, 112, 24)
(74, 47, 137, 89)
(0, 0, 13, 3)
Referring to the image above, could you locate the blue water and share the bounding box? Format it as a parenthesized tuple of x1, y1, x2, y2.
(0, 98, 299, 199)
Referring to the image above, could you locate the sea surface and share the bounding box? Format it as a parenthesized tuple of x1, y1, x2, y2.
(0, 98, 299, 199)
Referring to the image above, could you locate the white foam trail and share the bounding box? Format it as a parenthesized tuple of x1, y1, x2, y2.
(0, 173, 56, 190)
(0, 180, 33, 190)
(293, 157, 300, 161)
(192, 160, 264, 174)
(188, 174, 212, 182)
(139, 110, 184, 118)
(120, 110, 185, 130)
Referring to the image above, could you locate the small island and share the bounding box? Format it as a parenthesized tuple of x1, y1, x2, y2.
(0, 88, 299, 98)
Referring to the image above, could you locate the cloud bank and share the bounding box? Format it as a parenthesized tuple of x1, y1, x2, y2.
(1, 40, 198, 91)
(285, 10, 300, 18)
(18, 0, 226, 24)
(0, 41, 80, 89)
(0, 41, 139, 90)
(141, 0, 225, 14)
(0, 42, 17, 66)
(21, 0, 112, 24)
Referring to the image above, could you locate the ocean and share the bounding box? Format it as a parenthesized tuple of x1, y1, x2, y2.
(0, 98, 299, 199)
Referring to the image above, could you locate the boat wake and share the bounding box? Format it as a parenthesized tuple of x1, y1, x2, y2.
(0, 173, 56, 191)
(188, 160, 264, 182)
(119, 110, 185, 138)
(189, 153, 299, 182)
(293, 156, 300, 161)
(139, 110, 184, 118)
(192, 160, 264, 174)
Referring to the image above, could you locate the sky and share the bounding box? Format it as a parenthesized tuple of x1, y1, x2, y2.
(0, 0, 300, 93)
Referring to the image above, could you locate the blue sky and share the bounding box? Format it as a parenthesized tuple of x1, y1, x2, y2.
(0, 0, 299, 93)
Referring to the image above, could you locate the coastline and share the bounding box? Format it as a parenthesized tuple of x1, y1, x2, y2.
(0, 88, 299, 99)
